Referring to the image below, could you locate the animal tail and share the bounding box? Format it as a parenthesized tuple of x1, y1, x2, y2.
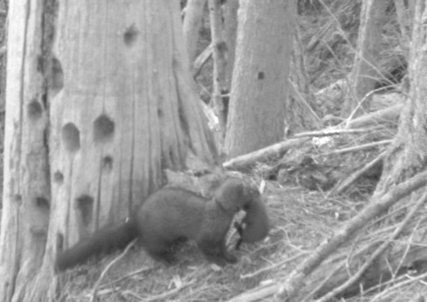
(55, 220, 138, 272)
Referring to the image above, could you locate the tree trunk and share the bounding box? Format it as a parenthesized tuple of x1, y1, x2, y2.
(223, 0, 239, 90)
(287, 27, 322, 134)
(374, 0, 427, 195)
(394, 0, 414, 56)
(209, 0, 228, 140)
(342, 0, 389, 118)
(224, 0, 296, 158)
(183, 0, 207, 63)
(0, 1, 217, 301)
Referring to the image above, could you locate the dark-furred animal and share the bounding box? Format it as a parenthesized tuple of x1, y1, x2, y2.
(55, 178, 262, 271)
(234, 195, 270, 250)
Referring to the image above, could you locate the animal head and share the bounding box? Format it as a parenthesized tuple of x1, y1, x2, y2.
(213, 178, 261, 212)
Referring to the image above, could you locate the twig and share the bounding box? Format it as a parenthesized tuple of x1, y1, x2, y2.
(223, 138, 310, 172)
(193, 43, 213, 77)
(90, 239, 137, 302)
(142, 279, 196, 302)
(241, 252, 306, 279)
(345, 88, 380, 126)
(369, 271, 427, 302)
(325, 140, 392, 155)
(315, 188, 427, 302)
(101, 266, 153, 288)
(301, 263, 344, 302)
(294, 126, 382, 138)
(328, 151, 385, 196)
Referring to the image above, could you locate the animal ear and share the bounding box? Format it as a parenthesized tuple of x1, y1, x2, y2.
(243, 183, 260, 198)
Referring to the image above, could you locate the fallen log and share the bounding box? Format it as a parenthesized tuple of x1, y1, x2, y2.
(346, 102, 403, 129)
(222, 138, 310, 172)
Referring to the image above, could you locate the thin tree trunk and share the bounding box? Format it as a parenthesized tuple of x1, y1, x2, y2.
(394, 0, 412, 56)
(183, 0, 207, 63)
(223, 0, 239, 90)
(0, 1, 51, 301)
(342, 0, 389, 117)
(375, 0, 427, 195)
(209, 0, 228, 141)
(225, 0, 296, 158)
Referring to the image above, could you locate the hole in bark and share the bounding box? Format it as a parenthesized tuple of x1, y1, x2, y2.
(62, 123, 80, 152)
(28, 99, 43, 120)
(49, 56, 64, 95)
(14, 194, 22, 205)
(43, 128, 49, 149)
(216, 41, 227, 53)
(158, 108, 163, 118)
(76, 195, 94, 226)
(31, 227, 47, 238)
(36, 197, 50, 210)
(124, 24, 139, 46)
(37, 55, 44, 73)
(54, 171, 64, 183)
(257, 71, 265, 80)
(56, 233, 64, 252)
(93, 115, 114, 143)
(42, 92, 48, 109)
(102, 156, 113, 171)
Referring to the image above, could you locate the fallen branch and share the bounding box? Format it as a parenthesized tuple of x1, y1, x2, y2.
(324, 140, 391, 155)
(226, 170, 427, 302)
(294, 126, 382, 138)
(223, 138, 309, 172)
(315, 189, 427, 301)
(241, 253, 306, 279)
(226, 281, 280, 302)
(328, 151, 386, 196)
(142, 279, 196, 302)
(90, 240, 136, 302)
(275, 170, 427, 301)
(346, 103, 403, 129)
(101, 266, 153, 288)
(193, 43, 213, 77)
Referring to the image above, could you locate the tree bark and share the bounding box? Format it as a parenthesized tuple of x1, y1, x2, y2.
(342, 0, 389, 117)
(209, 0, 228, 138)
(224, 0, 296, 158)
(223, 0, 239, 90)
(394, 0, 413, 56)
(375, 0, 427, 195)
(183, 0, 207, 63)
(288, 28, 322, 133)
(0, 1, 217, 301)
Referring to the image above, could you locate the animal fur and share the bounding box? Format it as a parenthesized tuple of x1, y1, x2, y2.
(55, 178, 264, 271)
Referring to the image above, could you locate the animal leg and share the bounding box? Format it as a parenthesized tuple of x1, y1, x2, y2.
(144, 238, 178, 265)
(197, 239, 237, 265)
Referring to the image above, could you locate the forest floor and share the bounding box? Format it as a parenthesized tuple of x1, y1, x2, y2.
(58, 183, 344, 302)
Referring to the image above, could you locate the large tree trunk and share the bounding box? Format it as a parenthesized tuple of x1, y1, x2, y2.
(375, 0, 427, 194)
(342, 0, 388, 117)
(224, 0, 296, 158)
(0, 1, 217, 301)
